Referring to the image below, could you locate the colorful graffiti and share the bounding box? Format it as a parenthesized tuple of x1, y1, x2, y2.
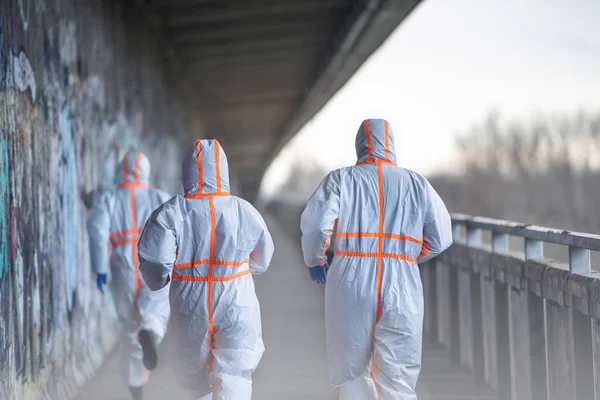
(0, 0, 186, 398)
(9, 50, 36, 101)
(59, 98, 78, 312)
(0, 26, 5, 89)
(0, 140, 8, 278)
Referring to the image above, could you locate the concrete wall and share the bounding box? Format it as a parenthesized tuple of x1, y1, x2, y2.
(0, 0, 189, 398)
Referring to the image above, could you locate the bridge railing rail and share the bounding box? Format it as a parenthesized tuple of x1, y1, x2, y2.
(420, 214, 600, 400)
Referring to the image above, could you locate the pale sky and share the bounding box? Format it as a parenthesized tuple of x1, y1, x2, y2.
(260, 0, 600, 199)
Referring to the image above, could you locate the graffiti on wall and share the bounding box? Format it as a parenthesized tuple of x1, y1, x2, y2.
(0, 140, 8, 279)
(0, 0, 185, 398)
(0, 26, 5, 89)
(8, 50, 36, 101)
(59, 97, 78, 313)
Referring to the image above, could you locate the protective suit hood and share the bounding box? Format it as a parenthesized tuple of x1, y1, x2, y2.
(117, 152, 151, 186)
(355, 119, 397, 165)
(182, 139, 230, 195)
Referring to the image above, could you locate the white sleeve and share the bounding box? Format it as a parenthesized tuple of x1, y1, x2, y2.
(138, 198, 179, 290)
(249, 212, 274, 275)
(87, 192, 113, 275)
(300, 170, 340, 268)
(418, 180, 453, 264)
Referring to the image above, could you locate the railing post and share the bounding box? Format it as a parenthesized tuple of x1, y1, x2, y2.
(467, 228, 482, 246)
(468, 228, 485, 381)
(421, 260, 438, 344)
(510, 283, 532, 400)
(430, 261, 439, 344)
(528, 292, 547, 400)
(483, 269, 498, 391)
(492, 233, 509, 254)
(489, 234, 515, 399)
(452, 222, 462, 241)
(481, 232, 507, 392)
(459, 251, 473, 368)
(492, 231, 532, 400)
(543, 243, 575, 400)
(569, 247, 591, 275)
(569, 246, 594, 400)
(449, 222, 462, 364)
(496, 279, 511, 400)
(525, 239, 543, 260)
(525, 241, 548, 400)
(449, 256, 461, 364)
(573, 306, 593, 400)
(436, 260, 450, 347)
(546, 299, 576, 400)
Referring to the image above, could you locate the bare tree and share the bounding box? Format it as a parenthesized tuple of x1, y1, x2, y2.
(431, 111, 600, 233)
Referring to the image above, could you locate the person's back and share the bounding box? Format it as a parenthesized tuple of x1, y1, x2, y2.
(88, 152, 171, 400)
(333, 163, 441, 259)
(301, 119, 452, 399)
(139, 139, 274, 400)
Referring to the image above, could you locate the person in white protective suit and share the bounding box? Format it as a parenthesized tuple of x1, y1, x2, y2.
(138, 139, 274, 400)
(301, 119, 453, 400)
(88, 152, 171, 400)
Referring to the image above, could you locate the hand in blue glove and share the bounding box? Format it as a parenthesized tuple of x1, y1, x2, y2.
(97, 273, 107, 294)
(309, 263, 329, 284)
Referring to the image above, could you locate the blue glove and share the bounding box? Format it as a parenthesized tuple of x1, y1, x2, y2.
(96, 273, 107, 294)
(309, 263, 329, 284)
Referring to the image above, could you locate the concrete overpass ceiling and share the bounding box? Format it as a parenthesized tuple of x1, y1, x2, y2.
(146, 0, 422, 198)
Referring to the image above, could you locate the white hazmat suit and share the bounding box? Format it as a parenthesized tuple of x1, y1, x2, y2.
(301, 119, 452, 400)
(138, 139, 274, 400)
(88, 152, 171, 389)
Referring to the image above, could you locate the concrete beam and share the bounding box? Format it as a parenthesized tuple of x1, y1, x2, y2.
(195, 90, 299, 110)
(173, 20, 338, 45)
(187, 49, 318, 70)
(166, 0, 351, 26)
(184, 39, 326, 62)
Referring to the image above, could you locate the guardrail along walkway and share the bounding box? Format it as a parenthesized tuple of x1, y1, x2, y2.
(420, 214, 600, 400)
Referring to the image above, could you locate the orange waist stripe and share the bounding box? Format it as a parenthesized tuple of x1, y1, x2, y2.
(171, 270, 251, 282)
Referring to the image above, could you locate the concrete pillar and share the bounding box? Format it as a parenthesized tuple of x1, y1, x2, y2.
(437, 261, 451, 348)
(421, 262, 439, 342)
(573, 309, 594, 400)
(471, 271, 485, 381)
(546, 300, 576, 400)
(426, 262, 439, 342)
(593, 318, 600, 400)
(420, 264, 431, 336)
(449, 261, 461, 364)
(459, 268, 473, 368)
(528, 293, 548, 400)
(569, 247, 594, 399)
(466, 229, 484, 380)
(496, 281, 512, 400)
(525, 241, 548, 400)
(509, 287, 532, 400)
(483, 275, 498, 391)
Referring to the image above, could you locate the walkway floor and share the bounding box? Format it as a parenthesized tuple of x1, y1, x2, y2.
(74, 217, 494, 400)
(418, 340, 496, 400)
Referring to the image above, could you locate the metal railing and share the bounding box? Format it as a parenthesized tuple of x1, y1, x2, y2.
(420, 214, 600, 400)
